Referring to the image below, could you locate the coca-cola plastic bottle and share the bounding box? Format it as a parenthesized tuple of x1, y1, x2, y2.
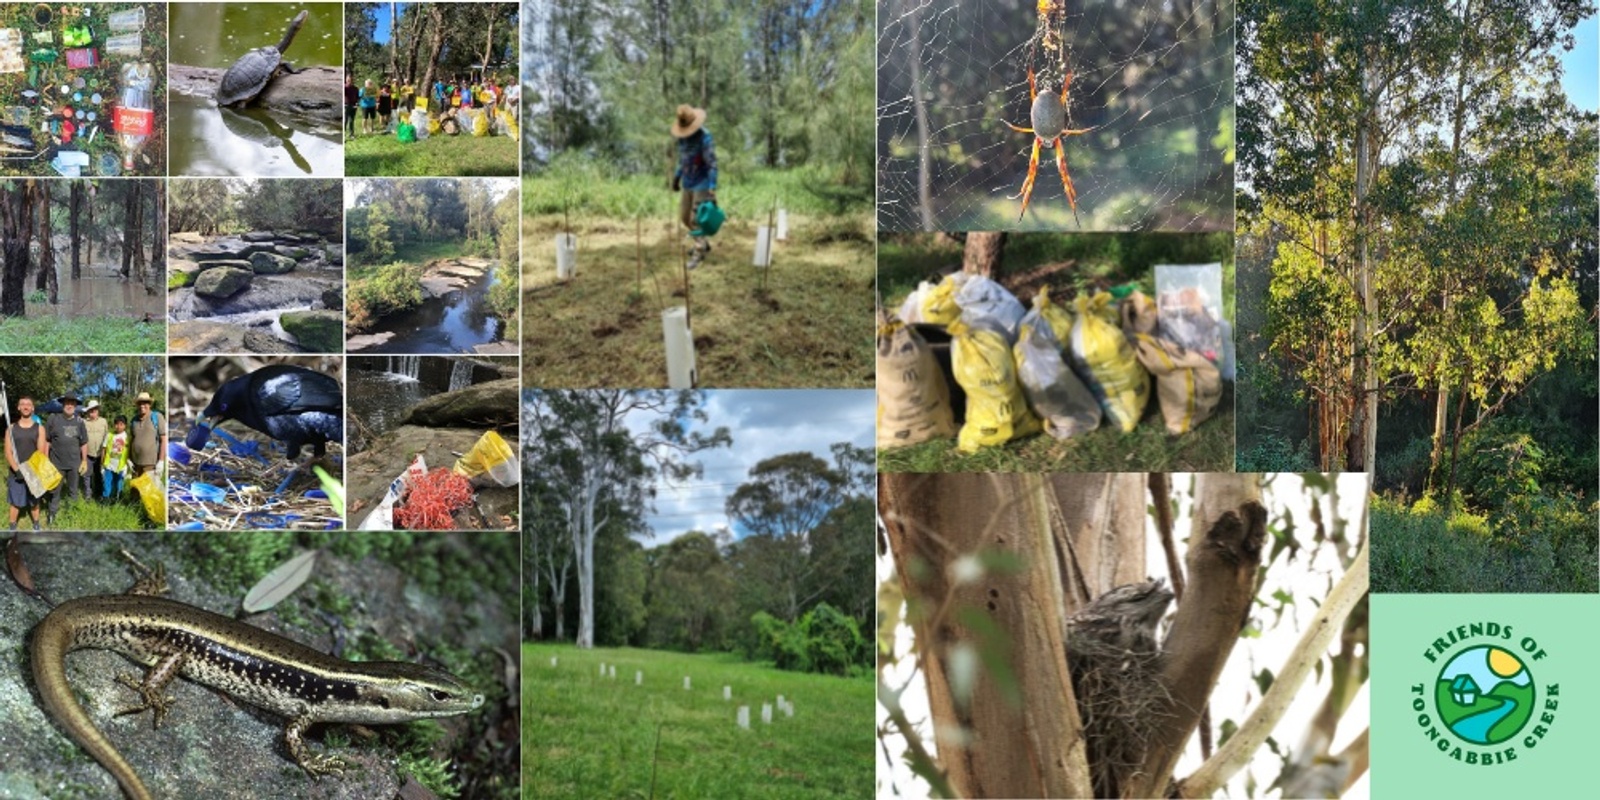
(113, 62, 154, 171)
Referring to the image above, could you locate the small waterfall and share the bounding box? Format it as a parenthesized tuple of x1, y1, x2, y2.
(448, 360, 474, 392)
(386, 355, 420, 380)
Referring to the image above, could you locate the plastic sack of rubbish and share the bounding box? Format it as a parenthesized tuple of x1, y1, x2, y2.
(411, 108, 429, 139)
(1121, 290, 1220, 434)
(1066, 292, 1150, 432)
(896, 281, 936, 325)
(471, 109, 490, 137)
(453, 431, 519, 488)
(360, 454, 428, 530)
(20, 451, 63, 497)
(128, 471, 165, 525)
(396, 121, 416, 143)
(876, 317, 956, 449)
(920, 273, 1025, 340)
(1014, 288, 1101, 439)
(1154, 264, 1224, 361)
(950, 319, 1039, 453)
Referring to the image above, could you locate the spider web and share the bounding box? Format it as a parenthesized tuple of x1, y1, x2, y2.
(878, 0, 1235, 232)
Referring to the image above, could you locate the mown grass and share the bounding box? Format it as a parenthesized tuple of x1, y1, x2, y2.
(878, 387, 1235, 472)
(522, 643, 873, 800)
(1369, 495, 1598, 593)
(345, 132, 519, 177)
(0, 315, 164, 354)
(521, 195, 874, 388)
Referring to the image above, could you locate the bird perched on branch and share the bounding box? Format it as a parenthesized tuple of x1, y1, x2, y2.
(1067, 579, 1173, 656)
(1065, 579, 1174, 798)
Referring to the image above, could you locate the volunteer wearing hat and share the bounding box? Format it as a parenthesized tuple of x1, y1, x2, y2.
(5, 395, 45, 531)
(45, 393, 88, 524)
(129, 391, 166, 480)
(81, 399, 108, 502)
(671, 104, 718, 269)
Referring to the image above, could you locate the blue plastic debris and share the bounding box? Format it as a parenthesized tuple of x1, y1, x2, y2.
(304, 489, 328, 500)
(189, 483, 227, 503)
(173, 521, 206, 531)
(168, 442, 191, 466)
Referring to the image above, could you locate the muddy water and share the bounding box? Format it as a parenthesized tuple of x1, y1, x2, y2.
(167, 2, 343, 176)
(24, 274, 163, 319)
(362, 268, 506, 354)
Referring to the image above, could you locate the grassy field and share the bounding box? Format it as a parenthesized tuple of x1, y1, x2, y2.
(522, 643, 873, 799)
(521, 173, 874, 388)
(0, 315, 164, 354)
(346, 132, 518, 177)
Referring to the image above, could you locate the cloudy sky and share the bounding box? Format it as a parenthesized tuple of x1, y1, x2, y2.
(632, 389, 873, 546)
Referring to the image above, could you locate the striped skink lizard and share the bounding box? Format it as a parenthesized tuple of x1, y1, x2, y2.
(30, 562, 484, 800)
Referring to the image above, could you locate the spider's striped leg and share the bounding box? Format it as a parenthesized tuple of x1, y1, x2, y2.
(1053, 137, 1080, 224)
(1015, 137, 1043, 221)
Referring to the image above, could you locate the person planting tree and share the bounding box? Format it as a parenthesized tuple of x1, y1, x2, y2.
(671, 104, 719, 269)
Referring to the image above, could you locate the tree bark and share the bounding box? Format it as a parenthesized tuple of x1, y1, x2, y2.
(1127, 473, 1266, 799)
(69, 182, 82, 280)
(1, 181, 31, 317)
(880, 472, 1145, 799)
(418, 5, 447, 107)
(962, 232, 1007, 277)
(1347, 49, 1381, 474)
(35, 181, 55, 304)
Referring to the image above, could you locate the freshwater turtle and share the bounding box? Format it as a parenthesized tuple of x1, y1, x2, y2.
(216, 10, 309, 107)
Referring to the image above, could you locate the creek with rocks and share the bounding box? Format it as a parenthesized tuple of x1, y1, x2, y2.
(167, 230, 343, 353)
(346, 257, 513, 354)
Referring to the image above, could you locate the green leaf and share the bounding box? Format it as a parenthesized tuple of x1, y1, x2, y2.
(1218, 718, 1238, 746)
(242, 549, 317, 613)
(1254, 667, 1275, 695)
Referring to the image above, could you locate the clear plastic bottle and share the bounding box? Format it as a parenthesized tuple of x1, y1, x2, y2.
(113, 62, 154, 171)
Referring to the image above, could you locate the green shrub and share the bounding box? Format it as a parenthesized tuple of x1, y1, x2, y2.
(748, 603, 867, 675)
(347, 262, 422, 331)
(1457, 423, 1546, 510)
(1236, 434, 1315, 472)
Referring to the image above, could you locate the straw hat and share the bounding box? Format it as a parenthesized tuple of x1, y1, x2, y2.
(135, 391, 153, 404)
(85, 399, 100, 411)
(670, 104, 706, 138)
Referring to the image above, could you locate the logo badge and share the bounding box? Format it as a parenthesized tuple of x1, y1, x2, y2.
(1414, 623, 1560, 766)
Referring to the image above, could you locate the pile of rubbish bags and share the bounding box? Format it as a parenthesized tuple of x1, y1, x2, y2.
(878, 267, 1228, 454)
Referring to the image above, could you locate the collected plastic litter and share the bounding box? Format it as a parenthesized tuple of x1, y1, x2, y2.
(876, 317, 955, 449)
(950, 319, 1039, 453)
(1066, 292, 1151, 433)
(1014, 288, 1101, 440)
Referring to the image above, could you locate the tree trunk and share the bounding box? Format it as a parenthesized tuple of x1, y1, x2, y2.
(150, 180, 164, 288)
(908, 0, 935, 229)
(129, 182, 146, 282)
(1346, 51, 1380, 473)
(69, 182, 82, 280)
(1128, 473, 1267, 798)
(880, 472, 1100, 799)
(120, 183, 135, 278)
(387, 2, 399, 80)
(962, 232, 1006, 276)
(36, 181, 56, 304)
(418, 5, 447, 105)
(403, 8, 424, 84)
(1, 182, 31, 317)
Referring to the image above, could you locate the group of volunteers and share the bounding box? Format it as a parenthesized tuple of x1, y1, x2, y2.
(344, 74, 520, 140)
(4, 392, 167, 530)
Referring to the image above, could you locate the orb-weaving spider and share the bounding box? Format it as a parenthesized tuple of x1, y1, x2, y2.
(1006, 67, 1091, 222)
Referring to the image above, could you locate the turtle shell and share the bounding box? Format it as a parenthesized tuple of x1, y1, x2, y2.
(216, 46, 282, 107)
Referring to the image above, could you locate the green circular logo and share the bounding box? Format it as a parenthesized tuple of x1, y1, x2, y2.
(1435, 645, 1535, 745)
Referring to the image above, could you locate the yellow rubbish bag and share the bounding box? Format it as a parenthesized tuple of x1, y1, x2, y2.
(20, 451, 63, 497)
(876, 317, 956, 449)
(950, 319, 1039, 453)
(1066, 292, 1150, 432)
(471, 110, 490, 137)
(453, 431, 519, 487)
(128, 471, 165, 526)
(919, 275, 962, 326)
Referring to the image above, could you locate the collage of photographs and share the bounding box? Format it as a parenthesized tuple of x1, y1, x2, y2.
(0, 1, 1592, 799)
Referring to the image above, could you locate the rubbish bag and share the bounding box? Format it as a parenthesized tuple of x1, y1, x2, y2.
(896, 281, 936, 325)
(1066, 292, 1150, 432)
(470, 109, 489, 137)
(453, 431, 519, 488)
(918, 273, 1026, 339)
(950, 319, 1039, 453)
(128, 471, 164, 525)
(396, 121, 416, 143)
(1128, 334, 1222, 435)
(876, 317, 956, 449)
(1014, 288, 1101, 439)
(1121, 290, 1220, 435)
(20, 451, 62, 497)
(1154, 264, 1225, 360)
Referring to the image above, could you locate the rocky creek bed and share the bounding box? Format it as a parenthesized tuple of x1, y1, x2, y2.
(168, 230, 343, 353)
